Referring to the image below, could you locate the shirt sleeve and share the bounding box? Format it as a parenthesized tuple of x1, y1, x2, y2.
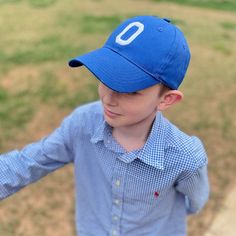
(175, 165, 209, 214)
(175, 136, 210, 215)
(0, 112, 76, 200)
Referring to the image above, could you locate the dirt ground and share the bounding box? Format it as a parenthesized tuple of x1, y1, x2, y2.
(204, 185, 236, 236)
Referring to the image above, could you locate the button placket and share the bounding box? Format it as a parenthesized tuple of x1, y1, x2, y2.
(114, 199, 120, 205)
(111, 229, 119, 236)
(115, 179, 121, 187)
(110, 158, 128, 236)
(112, 215, 119, 222)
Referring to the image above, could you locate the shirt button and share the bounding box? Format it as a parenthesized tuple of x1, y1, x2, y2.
(112, 229, 118, 236)
(115, 180, 121, 187)
(114, 199, 120, 205)
(113, 215, 119, 221)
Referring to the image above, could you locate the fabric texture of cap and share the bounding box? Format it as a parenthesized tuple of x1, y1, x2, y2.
(69, 15, 191, 92)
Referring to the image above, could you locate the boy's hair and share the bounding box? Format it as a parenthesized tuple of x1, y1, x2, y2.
(159, 84, 170, 97)
(69, 16, 191, 93)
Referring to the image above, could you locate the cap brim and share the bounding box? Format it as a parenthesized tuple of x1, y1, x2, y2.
(68, 47, 160, 93)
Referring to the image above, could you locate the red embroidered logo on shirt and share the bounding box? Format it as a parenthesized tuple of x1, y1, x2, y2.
(154, 191, 159, 198)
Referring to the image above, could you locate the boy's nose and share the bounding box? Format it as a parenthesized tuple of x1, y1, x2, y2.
(103, 87, 118, 106)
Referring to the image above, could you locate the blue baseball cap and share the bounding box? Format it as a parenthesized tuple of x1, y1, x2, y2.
(69, 15, 191, 92)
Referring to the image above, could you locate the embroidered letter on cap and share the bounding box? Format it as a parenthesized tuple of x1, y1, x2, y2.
(116, 22, 144, 46)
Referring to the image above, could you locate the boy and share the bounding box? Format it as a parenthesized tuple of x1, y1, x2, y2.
(0, 16, 209, 235)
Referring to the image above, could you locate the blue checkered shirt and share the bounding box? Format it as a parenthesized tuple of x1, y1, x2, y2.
(0, 101, 209, 236)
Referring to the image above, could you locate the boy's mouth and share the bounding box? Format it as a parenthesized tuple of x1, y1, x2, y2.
(104, 107, 121, 117)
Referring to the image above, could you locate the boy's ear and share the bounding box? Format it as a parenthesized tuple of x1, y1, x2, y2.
(158, 90, 183, 111)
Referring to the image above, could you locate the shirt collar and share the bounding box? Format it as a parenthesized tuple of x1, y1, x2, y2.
(90, 112, 166, 170)
(90, 120, 107, 144)
(90, 119, 125, 154)
(138, 112, 165, 170)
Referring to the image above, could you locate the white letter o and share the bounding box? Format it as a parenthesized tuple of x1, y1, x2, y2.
(115, 22, 144, 46)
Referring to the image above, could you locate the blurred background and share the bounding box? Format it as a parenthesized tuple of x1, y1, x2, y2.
(0, 0, 235, 235)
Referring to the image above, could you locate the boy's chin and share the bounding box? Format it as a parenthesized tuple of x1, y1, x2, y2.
(104, 117, 123, 128)
(104, 118, 116, 128)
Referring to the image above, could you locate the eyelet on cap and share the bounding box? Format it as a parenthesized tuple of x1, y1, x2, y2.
(163, 18, 171, 23)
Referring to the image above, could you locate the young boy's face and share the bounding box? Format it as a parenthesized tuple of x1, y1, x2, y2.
(98, 82, 164, 129)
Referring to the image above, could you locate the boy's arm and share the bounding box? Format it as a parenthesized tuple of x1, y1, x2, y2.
(0, 113, 75, 200)
(175, 137, 210, 214)
(175, 164, 209, 214)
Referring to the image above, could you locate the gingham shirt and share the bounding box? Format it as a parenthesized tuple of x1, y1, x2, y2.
(0, 101, 209, 236)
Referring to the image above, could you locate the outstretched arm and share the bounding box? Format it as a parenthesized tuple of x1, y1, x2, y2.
(0, 113, 75, 200)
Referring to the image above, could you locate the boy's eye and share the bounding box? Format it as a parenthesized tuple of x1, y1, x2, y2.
(126, 92, 138, 95)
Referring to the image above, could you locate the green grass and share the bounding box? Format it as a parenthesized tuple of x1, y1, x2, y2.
(80, 15, 124, 33)
(36, 71, 66, 103)
(154, 0, 236, 11)
(0, 0, 57, 7)
(0, 88, 34, 129)
(220, 21, 236, 29)
(0, 0, 20, 4)
(0, 35, 87, 65)
(36, 70, 99, 107)
(27, 0, 57, 7)
(58, 82, 99, 108)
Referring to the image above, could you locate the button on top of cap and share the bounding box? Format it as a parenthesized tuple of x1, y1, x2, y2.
(163, 18, 171, 23)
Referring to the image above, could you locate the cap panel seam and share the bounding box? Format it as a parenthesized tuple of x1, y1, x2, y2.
(158, 27, 177, 77)
(104, 45, 163, 84)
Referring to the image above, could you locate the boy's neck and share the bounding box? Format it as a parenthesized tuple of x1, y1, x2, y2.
(112, 113, 156, 152)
